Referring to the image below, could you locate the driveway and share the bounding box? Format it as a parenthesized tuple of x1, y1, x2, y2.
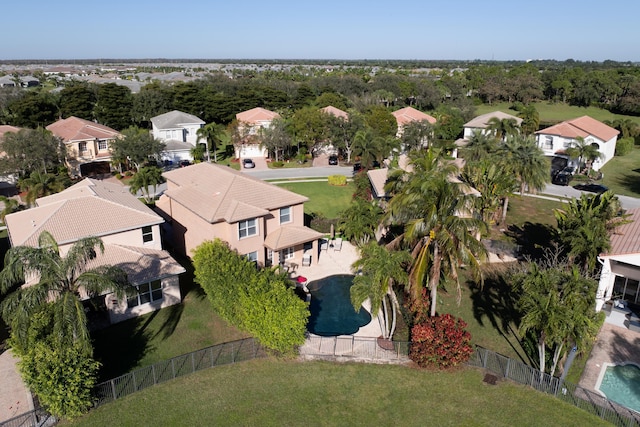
(240, 157, 268, 171)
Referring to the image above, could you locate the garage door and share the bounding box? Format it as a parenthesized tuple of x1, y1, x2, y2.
(238, 144, 267, 158)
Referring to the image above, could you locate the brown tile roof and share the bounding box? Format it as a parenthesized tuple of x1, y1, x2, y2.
(464, 111, 523, 128)
(264, 226, 323, 251)
(85, 244, 185, 285)
(536, 116, 619, 141)
(162, 163, 308, 224)
(321, 106, 348, 120)
(6, 178, 162, 246)
(46, 116, 121, 142)
(235, 107, 280, 124)
(0, 125, 20, 139)
(367, 168, 389, 198)
(604, 208, 640, 256)
(392, 107, 437, 126)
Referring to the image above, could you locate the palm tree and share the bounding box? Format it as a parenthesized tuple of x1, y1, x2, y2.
(350, 242, 411, 340)
(196, 122, 227, 163)
(0, 196, 23, 223)
(517, 104, 540, 135)
(353, 129, 387, 169)
(565, 136, 604, 176)
(19, 170, 66, 206)
(461, 159, 517, 225)
(501, 135, 549, 195)
(386, 148, 488, 316)
(461, 131, 499, 162)
(338, 199, 383, 246)
(0, 231, 130, 355)
(486, 117, 519, 140)
(128, 165, 165, 204)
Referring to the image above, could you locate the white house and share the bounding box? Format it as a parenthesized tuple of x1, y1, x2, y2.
(234, 107, 280, 158)
(596, 208, 640, 312)
(535, 116, 619, 171)
(462, 111, 523, 140)
(151, 110, 205, 164)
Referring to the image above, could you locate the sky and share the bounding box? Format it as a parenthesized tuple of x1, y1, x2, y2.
(2, 0, 639, 62)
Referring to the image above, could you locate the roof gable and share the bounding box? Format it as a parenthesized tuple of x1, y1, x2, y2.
(151, 110, 205, 130)
(321, 106, 348, 120)
(46, 116, 121, 142)
(464, 111, 523, 128)
(235, 107, 280, 124)
(392, 107, 437, 126)
(536, 116, 619, 141)
(162, 163, 307, 224)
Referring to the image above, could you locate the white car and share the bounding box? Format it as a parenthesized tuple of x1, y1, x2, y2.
(243, 159, 255, 169)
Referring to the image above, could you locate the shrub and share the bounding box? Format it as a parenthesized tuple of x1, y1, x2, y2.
(409, 314, 473, 369)
(124, 170, 133, 177)
(615, 137, 634, 156)
(115, 173, 122, 180)
(272, 161, 284, 168)
(328, 175, 347, 186)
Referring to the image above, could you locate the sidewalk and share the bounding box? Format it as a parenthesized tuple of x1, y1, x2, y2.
(0, 349, 33, 422)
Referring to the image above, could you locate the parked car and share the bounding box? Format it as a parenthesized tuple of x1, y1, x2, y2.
(242, 158, 255, 169)
(328, 155, 338, 165)
(179, 160, 191, 168)
(552, 173, 571, 186)
(574, 183, 609, 194)
(352, 162, 362, 172)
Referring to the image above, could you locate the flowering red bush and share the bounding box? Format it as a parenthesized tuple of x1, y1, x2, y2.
(409, 314, 474, 369)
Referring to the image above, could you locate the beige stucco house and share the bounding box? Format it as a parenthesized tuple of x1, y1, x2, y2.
(596, 208, 640, 311)
(4, 178, 185, 324)
(155, 162, 323, 266)
(46, 116, 121, 177)
(234, 107, 280, 158)
(392, 106, 437, 139)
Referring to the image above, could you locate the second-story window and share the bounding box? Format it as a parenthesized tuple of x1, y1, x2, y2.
(280, 206, 291, 224)
(98, 140, 108, 151)
(238, 218, 258, 239)
(142, 226, 153, 243)
(79, 141, 87, 154)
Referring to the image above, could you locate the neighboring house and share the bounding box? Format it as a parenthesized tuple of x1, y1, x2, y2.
(155, 162, 323, 266)
(234, 107, 280, 158)
(46, 116, 121, 177)
(316, 105, 349, 156)
(0, 125, 20, 186)
(596, 208, 640, 312)
(0, 75, 15, 87)
(392, 106, 437, 139)
(151, 110, 205, 164)
(19, 76, 40, 87)
(321, 105, 348, 121)
(462, 111, 523, 140)
(535, 116, 619, 171)
(4, 178, 185, 324)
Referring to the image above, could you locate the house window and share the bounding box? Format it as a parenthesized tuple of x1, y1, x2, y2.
(142, 226, 153, 243)
(98, 140, 108, 151)
(544, 137, 553, 150)
(280, 247, 294, 262)
(246, 251, 258, 263)
(79, 141, 87, 154)
(280, 206, 291, 224)
(238, 218, 258, 239)
(127, 280, 163, 308)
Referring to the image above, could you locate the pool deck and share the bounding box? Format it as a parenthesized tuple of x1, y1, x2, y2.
(579, 322, 640, 394)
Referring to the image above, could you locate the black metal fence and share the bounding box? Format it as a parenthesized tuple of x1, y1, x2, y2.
(468, 346, 640, 427)
(0, 407, 53, 427)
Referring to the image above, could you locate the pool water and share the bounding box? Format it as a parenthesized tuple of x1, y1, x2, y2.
(598, 364, 640, 412)
(306, 274, 371, 336)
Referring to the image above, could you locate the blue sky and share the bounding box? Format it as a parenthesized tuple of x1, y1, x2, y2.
(3, 0, 638, 61)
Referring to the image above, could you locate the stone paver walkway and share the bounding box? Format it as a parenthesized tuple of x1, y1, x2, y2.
(0, 349, 33, 422)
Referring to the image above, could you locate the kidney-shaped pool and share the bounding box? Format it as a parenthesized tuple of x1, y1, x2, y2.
(306, 274, 371, 336)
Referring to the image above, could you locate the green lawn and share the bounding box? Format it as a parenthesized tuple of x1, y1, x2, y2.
(600, 146, 640, 197)
(474, 101, 640, 126)
(277, 181, 354, 219)
(66, 359, 608, 427)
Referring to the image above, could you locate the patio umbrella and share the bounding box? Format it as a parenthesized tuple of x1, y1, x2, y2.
(330, 223, 335, 240)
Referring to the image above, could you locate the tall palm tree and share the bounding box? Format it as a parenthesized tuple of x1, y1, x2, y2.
(501, 135, 549, 195)
(0, 231, 130, 355)
(386, 148, 488, 316)
(196, 122, 226, 163)
(565, 136, 604, 176)
(461, 159, 517, 225)
(0, 196, 23, 223)
(486, 117, 519, 140)
(461, 131, 499, 162)
(338, 199, 383, 246)
(128, 165, 165, 204)
(517, 104, 540, 135)
(350, 242, 411, 340)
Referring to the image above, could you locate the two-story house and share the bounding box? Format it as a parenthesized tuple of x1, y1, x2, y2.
(392, 107, 437, 139)
(155, 162, 323, 266)
(151, 110, 205, 164)
(4, 178, 185, 324)
(535, 116, 619, 171)
(234, 107, 280, 159)
(46, 116, 120, 177)
(462, 111, 523, 140)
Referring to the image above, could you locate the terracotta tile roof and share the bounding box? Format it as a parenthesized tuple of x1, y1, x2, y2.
(235, 107, 280, 124)
(321, 105, 348, 120)
(264, 226, 323, 251)
(536, 116, 619, 141)
(0, 125, 20, 139)
(367, 168, 389, 198)
(603, 208, 640, 256)
(151, 110, 204, 129)
(6, 179, 162, 246)
(392, 107, 437, 126)
(162, 163, 308, 224)
(464, 111, 523, 128)
(85, 244, 185, 286)
(46, 116, 121, 142)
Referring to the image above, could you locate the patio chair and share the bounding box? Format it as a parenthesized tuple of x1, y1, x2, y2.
(302, 253, 312, 266)
(320, 240, 329, 251)
(334, 237, 342, 251)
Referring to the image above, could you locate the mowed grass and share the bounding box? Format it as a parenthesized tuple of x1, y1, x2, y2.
(66, 359, 608, 427)
(277, 181, 354, 218)
(474, 101, 640, 126)
(600, 146, 640, 197)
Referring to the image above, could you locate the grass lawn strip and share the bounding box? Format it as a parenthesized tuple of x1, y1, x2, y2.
(276, 181, 354, 219)
(66, 359, 608, 427)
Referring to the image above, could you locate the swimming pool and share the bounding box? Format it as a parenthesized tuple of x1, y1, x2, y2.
(306, 274, 371, 336)
(596, 363, 640, 412)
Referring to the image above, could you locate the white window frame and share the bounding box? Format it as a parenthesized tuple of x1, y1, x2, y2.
(98, 139, 108, 151)
(142, 225, 154, 243)
(544, 136, 553, 150)
(246, 251, 258, 263)
(78, 141, 87, 154)
(281, 247, 294, 261)
(127, 280, 163, 308)
(238, 218, 258, 239)
(280, 206, 291, 224)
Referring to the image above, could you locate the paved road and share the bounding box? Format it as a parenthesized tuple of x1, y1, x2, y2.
(543, 183, 640, 210)
(243, 166, 353, 180)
